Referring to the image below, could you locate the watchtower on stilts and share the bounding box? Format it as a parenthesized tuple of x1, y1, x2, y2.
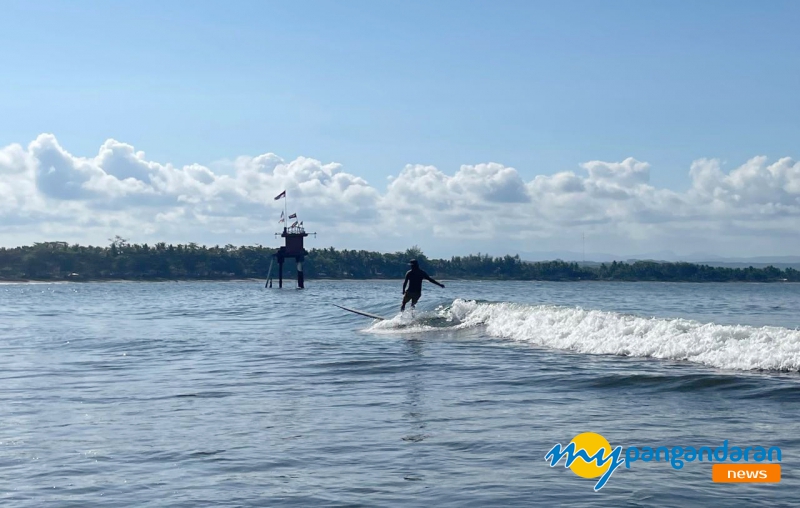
(265, 191, 315, 288)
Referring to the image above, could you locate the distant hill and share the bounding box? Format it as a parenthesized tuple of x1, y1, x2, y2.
(518, 250, 800, 269)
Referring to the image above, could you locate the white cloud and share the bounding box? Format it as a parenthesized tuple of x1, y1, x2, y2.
(1, 133, 800, 256)
(688, 156, 800, 217)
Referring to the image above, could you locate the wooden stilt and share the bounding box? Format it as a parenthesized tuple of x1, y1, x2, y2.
(297, 258, 304, 289)
(265, 256, 274, 288)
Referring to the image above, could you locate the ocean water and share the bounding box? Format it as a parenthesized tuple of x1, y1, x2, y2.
(1, 280, 799, 507)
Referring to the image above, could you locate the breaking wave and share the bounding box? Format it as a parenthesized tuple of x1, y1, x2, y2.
(369, 299, 800, 372)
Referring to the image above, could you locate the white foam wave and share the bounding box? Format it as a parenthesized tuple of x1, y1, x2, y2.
(442, 299, 800, 371)
(367, 311, 439, 334)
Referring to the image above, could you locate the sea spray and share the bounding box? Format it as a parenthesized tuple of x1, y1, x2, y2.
(368, 309, 440, 334)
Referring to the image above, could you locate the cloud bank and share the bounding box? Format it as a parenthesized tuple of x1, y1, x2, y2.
(2, 134, 799, 256)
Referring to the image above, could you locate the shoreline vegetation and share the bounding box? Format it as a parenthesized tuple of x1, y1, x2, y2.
(1, 240, 798, 283)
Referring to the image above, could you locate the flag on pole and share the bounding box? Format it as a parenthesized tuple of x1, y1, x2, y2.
(278, 211, 285, 223)
(290, 221, 298, 228)
(289, 213, 297, 219)
(274, 190, 286, 200)
(299, 221, 303, 226)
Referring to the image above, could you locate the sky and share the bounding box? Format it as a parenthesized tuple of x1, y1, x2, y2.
(1, 0, 799, 259)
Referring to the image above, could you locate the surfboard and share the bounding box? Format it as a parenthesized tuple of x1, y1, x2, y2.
(333, 304, 387, 321)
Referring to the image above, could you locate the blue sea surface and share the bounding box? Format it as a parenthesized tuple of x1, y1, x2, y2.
(1, 280, 799, 507)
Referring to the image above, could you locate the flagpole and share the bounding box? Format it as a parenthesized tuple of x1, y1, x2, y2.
(284, 191, 288, 231)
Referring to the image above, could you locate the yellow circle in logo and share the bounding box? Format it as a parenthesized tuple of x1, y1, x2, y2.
(568, 432, 612, 479)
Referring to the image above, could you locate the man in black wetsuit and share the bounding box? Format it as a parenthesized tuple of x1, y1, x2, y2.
(401, 259, 445, 311)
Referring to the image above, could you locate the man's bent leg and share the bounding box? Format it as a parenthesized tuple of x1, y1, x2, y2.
(401, 292, 413, 311)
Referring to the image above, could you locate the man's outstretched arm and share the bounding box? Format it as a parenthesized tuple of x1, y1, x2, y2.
(425, 274, 445, 288)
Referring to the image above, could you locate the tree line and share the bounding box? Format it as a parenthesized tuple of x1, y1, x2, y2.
(1, 239, 798, 283)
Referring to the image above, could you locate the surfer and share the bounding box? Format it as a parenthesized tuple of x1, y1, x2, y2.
(401, 259, 445, 311)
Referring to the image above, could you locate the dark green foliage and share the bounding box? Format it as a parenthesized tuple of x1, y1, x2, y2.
(0, 241, 798, 282)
